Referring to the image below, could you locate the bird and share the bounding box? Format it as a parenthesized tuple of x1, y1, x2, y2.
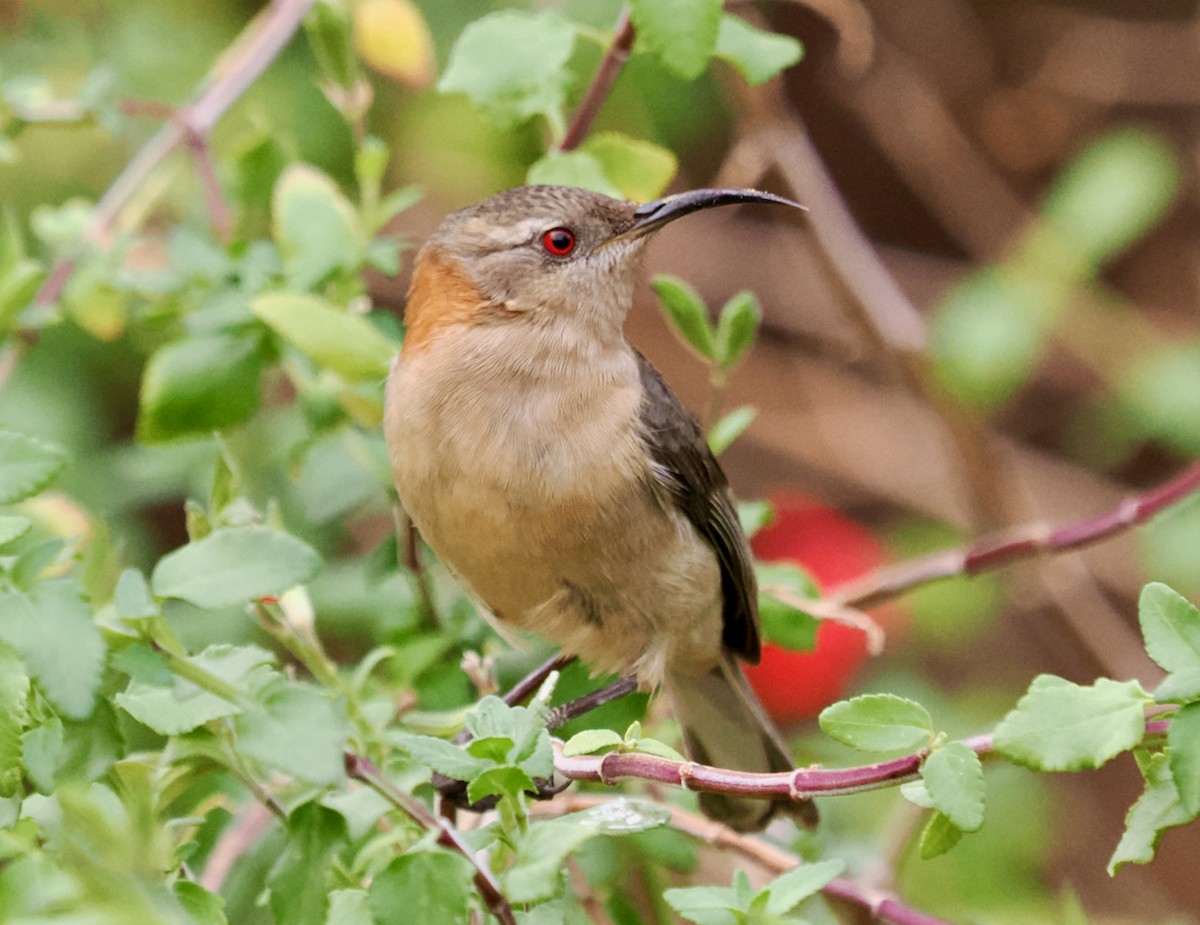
(384, 184, 813, 831)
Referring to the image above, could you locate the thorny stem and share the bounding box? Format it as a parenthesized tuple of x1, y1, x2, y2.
(30, 0, 316, 312)
(532, 795, 955, 925)
(557, 6, 636, 152)
(831, 459, 1200, 611)
(346, 752, 518, 925)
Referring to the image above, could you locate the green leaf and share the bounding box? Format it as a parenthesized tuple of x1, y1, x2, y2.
(0, 646, 29, 798)
(562, 728, 623, 757)
(921, 742, 985, 832)
(1119, 345, 1200, 455)
(993, 674, 1149, 771)
(113, 567, 159, 621)
(115, 644, 274, 735)
(919, 810, 965, 860)
(1168, 702, 1200, 815)
(527, 150, 620, 198)
(0, 580, 103, 720)
(396, 732, 489, 781)
(305, 0, 358, 91)
(326, 889, 372, 925)
(268, 802, 348, 925)
(151, 525, 322, 609)
(0, 431, 67, 505)
(1108, 750, 1195, 874)
(714, 14, 803, 86)
(900, 779, 935, 809)
(253, 292, 398, 382)
(272, 164, 363, 289)
(630, 0, 723, 80)
(369, 851, 473, 925)
(0, 515, 31, 547)
(763, 859, 845, 916)
(713, 291, 761, 371)
(652, 274, 714, 360)
(819, 694, 934, 752)
(707, 406, 755, 456)
(505, 802, 668, 904)
(1139, 582, 1200, 675)
(581, 132, 677, 202)
(439, 11, 577, 136)
(137, 333, 265, 442)
(737, 499, 773, 537)
(466, 764, 536, 805)
(757, 562, 819, 651)
(1042, 129, 1178, 268)
(1155, 669, 1200, 705)
(662, 884, 740, 925)
(235, 679, 349, 785)
(629, 737, 685, 761)
(174, 880, 227, 925)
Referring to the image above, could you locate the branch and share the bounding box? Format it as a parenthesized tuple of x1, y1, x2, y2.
(557, 6, 635, 152)
(30, 0, 316, 311)
(830, 459, 1200, 611)
(346, 752, 517, 925)
(532, 794, 955, 925)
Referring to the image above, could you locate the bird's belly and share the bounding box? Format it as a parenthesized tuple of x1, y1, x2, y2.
(386, 356, 724, 679)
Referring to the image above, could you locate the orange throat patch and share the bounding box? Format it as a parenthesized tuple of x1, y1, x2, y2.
(402, 249, 489, 357)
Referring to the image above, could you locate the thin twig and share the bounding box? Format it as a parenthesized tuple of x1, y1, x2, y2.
(346, 752, 518, 925)
(557, 6, 635, 152)
(830, 459, 1200, 611)
(30, 0, 316, 312)
(531, 794, 955, 925)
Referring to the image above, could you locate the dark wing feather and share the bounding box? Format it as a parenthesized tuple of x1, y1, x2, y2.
(634, 351, 761, 663)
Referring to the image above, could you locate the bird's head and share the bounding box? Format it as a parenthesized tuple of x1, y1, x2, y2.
(403, 184, 801, 355)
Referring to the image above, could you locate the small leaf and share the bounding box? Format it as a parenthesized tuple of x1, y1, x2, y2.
(715, 14, 804, 86)
(737, 499, 773, 537)
(527, 150, 619, 198)
(439, 11, 576, 136)
(1155, 669, 1200, 704)
(1139, 582, 1200, 675)
(630, 0, 723, 80)
(919, 810, 964, 860)
(235, 680, 349, 785)
(1108, 751, 1194, 874)
(713, 291, 761, 371)
(652, 274, 715, 360)
(757, 561, 819, 651)
(629, 737, 685, 762)
(466, 764, 536, 805)
(151, 525, 322, 609)
(921, 742, 985, 832)
(819, 694, 934, 752)
(0, 431, 67, 505)
(113, 567, 159, 621)
(0, 580, 103, 721)
(900, 779, 935, 809)
(0, 646, 29, 798)
(174, 881, 226, 925)
(396, 733, 489, 782)
(562, 728, 623, 757)
(273, 164, 363, 290)
(137, 333, 265, 442)
(253, 292, 398, 381)
(369, 851, 473, 925)
(353, 0, 434, 87)
(0, 515, 31, 547)
(326, 890, 372, 925)
(992, 674, 1149, 771)
(763, 859, 845, 916)
(707, 406, 755, 456)
(581, 132, 677, 202)
(268, 802, 348, 925)
(1168, 702, 1200, 815)
(305, 0, 358, 90)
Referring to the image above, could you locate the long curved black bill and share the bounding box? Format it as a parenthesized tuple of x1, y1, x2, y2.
(607, 188, 805, 246)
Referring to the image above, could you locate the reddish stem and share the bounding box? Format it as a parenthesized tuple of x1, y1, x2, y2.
(557, 7, 635, 152)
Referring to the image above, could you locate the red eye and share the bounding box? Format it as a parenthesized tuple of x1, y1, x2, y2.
(541, 227, 576, 256)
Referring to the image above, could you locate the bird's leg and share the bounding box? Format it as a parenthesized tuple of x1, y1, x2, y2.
(545, 674, 639, 730)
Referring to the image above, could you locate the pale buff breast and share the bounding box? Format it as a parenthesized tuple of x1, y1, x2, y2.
(384, 323, 726, 680)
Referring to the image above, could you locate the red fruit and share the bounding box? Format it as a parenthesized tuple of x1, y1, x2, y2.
(744, 493, 898, 724)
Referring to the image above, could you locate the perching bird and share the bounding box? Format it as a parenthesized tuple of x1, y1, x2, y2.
(384, 184, 813, 830)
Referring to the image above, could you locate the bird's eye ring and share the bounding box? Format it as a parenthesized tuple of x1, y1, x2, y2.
(541, 227, 576, 257)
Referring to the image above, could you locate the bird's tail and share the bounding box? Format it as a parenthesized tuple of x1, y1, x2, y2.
(667, 654, 818, 832)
